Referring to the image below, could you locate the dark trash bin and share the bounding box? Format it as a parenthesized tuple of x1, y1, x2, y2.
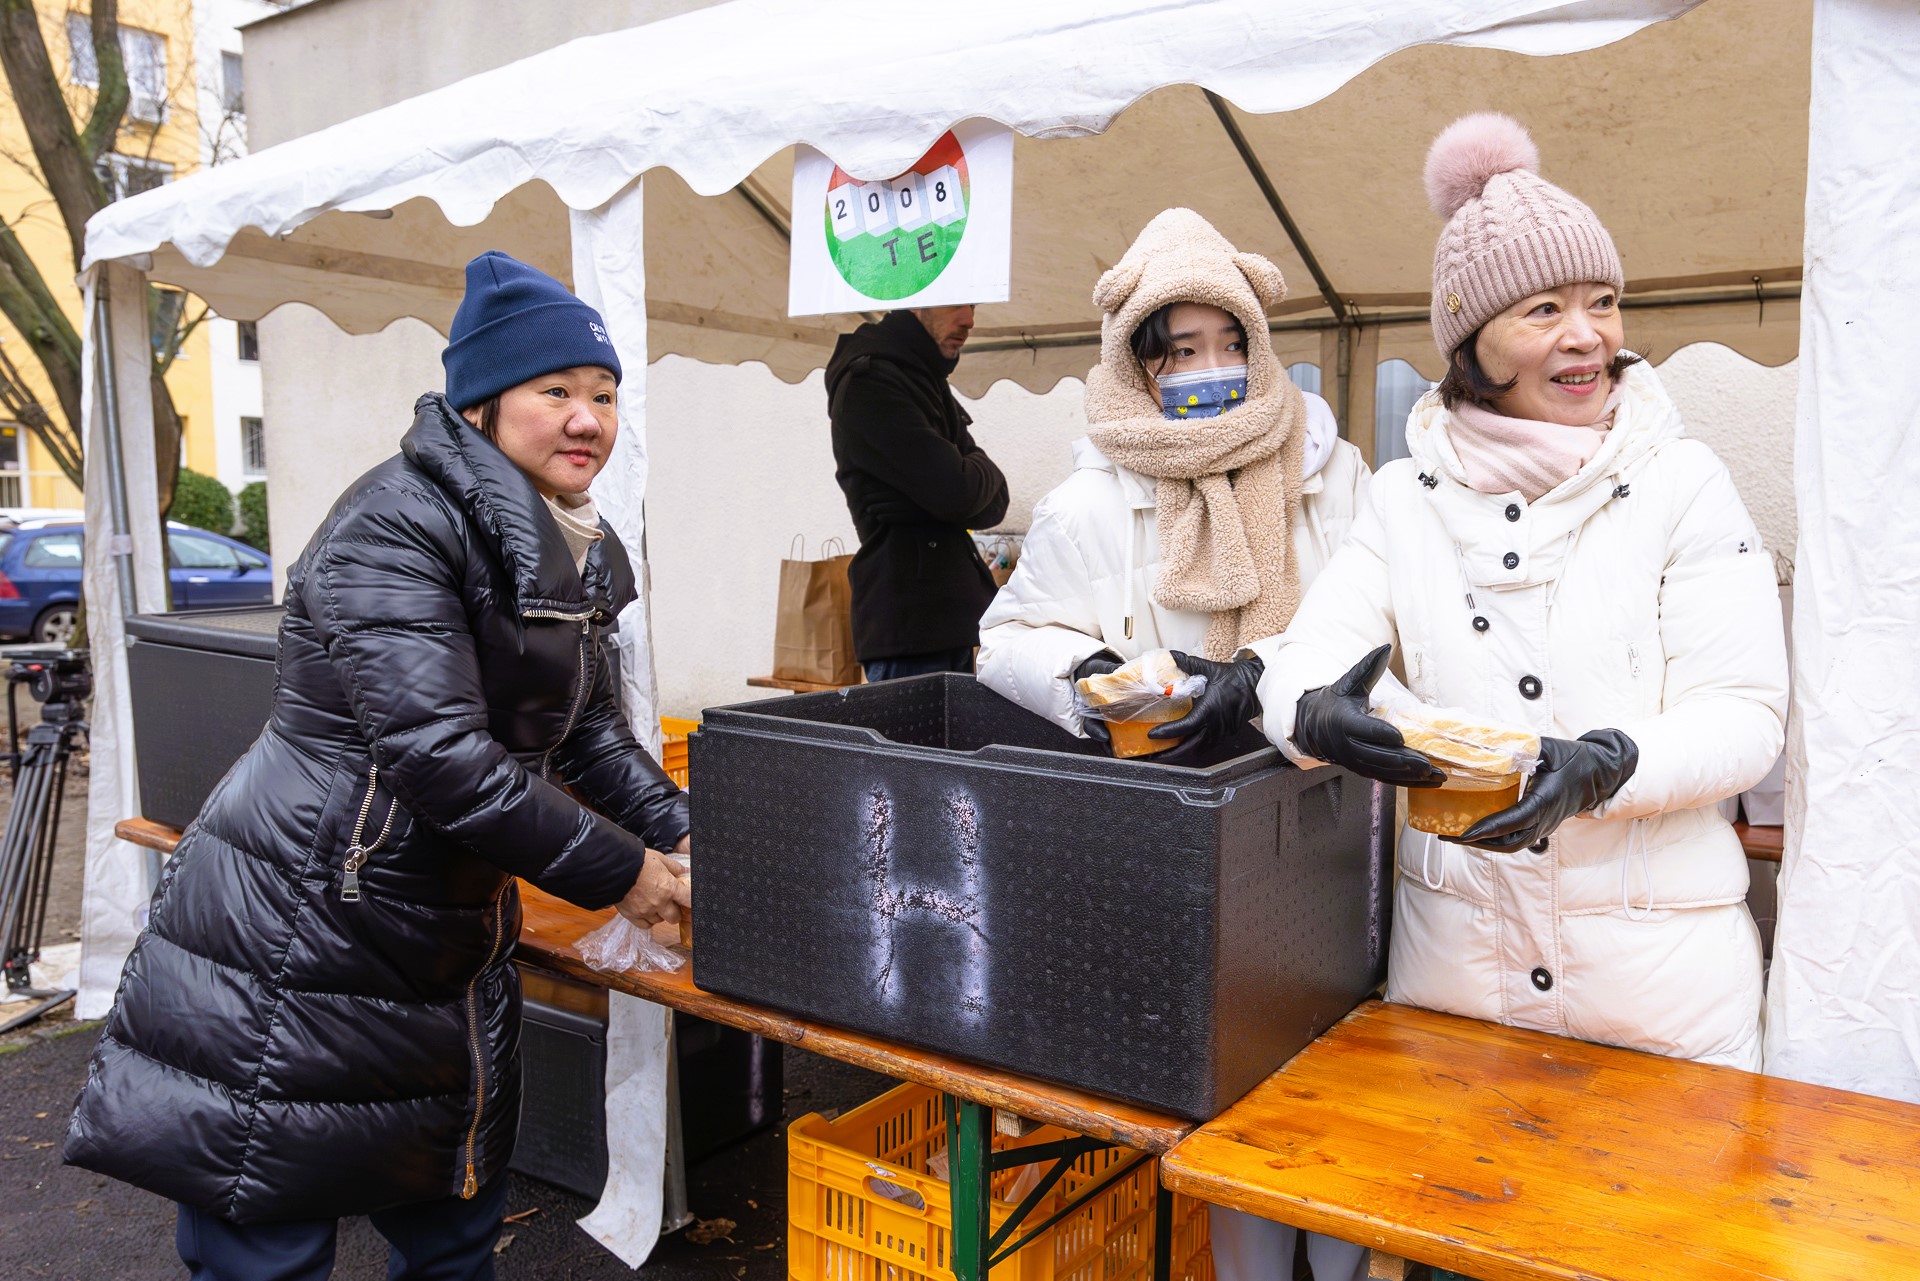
(689, 673, 1392, 1120)
(125, 605, 284, 829)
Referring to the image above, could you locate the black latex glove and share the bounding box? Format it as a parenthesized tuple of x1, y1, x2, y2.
(1147, 651, 1265, 765)
(1071, 653, 1121, 747)
(1450, 729, 1639, 852)
(1291, 644, 1447, 788)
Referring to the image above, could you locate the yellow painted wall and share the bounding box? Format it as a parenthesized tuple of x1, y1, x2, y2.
(0, 0, 212, 510)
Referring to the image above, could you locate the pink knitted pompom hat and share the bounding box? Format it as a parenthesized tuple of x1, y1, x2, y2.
(1425, 113, 1624, 358)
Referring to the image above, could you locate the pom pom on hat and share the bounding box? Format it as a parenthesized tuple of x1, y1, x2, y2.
(1423, 113, 1540, 219)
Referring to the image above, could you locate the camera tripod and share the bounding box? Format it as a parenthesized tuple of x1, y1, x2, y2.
(0, 650, 89, 1036)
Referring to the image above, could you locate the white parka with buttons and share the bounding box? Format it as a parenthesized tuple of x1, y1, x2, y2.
(979, 394, 1367, 734)
(1250, 362, 1788, 1070)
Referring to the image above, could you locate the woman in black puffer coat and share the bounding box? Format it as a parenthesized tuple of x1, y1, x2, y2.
(65, 252, 686, 1279)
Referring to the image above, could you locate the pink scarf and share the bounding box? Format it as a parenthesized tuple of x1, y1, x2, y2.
(1447, 386, 1623, 501)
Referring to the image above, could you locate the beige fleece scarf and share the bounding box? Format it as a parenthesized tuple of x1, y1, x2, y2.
(1085, 370, 1307, 660)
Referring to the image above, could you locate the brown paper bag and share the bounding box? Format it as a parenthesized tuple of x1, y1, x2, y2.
(772, 536, 862, 687)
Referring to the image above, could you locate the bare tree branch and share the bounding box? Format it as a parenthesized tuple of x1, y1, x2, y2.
(155, 298, 206, 374)
(0, 0, 112, 270)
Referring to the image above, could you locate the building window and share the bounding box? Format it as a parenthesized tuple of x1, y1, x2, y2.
(150, 286, 187, 357)
(237, 320, 260, 362)
(99, 153, 173, 201)
(241, 417, 266, 475)
(67, 17, 169, 123)
(1372, 360, 1436, 467)
(1286, 363, 1323, 397)
(221, 51, 244, 115)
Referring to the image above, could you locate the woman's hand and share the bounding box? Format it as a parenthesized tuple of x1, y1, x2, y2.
(1291, 645, 1448, 787)
(1071, 653, 1121, 747)
(617, 847, 691, 929)
(1450, 730, 1638, 851)
(1148, 651, 1264, 764)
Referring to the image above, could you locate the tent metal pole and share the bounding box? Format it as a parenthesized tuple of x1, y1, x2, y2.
(1205, 91, 1348, 326)
(91, 269, 163, 893)
(963, 284, 1804, 355)
(91, 270, 139, 622)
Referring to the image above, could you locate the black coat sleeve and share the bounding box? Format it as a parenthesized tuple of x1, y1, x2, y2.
(836, 365, 1009, 528)
(304, 486, 646, 910)
(550, 639, 692, 851)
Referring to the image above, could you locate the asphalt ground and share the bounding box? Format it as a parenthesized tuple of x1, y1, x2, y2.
(0, 1010, 895, 1280)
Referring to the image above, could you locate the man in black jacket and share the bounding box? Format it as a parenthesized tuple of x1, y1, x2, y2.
(826, 306, 1010, 681)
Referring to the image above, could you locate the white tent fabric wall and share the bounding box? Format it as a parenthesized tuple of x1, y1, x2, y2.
(77, 264, 170, 1019)
(567, 179, 677, 1265)
(1766, 0, 1920, 1104)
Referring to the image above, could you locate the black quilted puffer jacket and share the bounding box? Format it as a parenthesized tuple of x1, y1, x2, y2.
(65, 394, 689, 1222)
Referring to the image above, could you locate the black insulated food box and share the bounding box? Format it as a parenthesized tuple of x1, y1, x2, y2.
(126, 605, 284, 829)
(689, 674, 1392, 1120)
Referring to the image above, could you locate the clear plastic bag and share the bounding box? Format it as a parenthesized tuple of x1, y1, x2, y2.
(1369, 684, 1541, 785)
(1073, 649, 1209, 759)
(1072, 648, 1208, 723)
(576, 913, 685, 975)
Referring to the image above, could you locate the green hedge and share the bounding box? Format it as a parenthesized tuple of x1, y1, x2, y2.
(235, 481, 269, 553)
(171, 468, 235, 535)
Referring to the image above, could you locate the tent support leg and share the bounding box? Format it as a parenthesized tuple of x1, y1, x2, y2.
(90, 273, 162, 895)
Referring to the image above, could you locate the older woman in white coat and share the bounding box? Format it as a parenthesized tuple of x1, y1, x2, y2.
(1253, 114, 1789, 1073)
(981, 208, 1374, 1281)
(979, 208, 1369, 767)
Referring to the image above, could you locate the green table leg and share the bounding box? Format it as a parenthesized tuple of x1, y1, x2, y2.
(946, 1095, 993, 1281)
(1152, 1180, 1173, 1281)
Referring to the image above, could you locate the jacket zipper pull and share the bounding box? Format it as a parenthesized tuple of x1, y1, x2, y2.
(341, 845, 367, 902)
(462, 1162, 478, 1199)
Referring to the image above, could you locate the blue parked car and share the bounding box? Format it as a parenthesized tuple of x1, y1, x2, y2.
(0, 520, 274, 645)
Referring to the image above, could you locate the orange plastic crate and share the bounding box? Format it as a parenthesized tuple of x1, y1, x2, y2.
(660, 716, 698, 789)
(788, 1083, 1210, 1281)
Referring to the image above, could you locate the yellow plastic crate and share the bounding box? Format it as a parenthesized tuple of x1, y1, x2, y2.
(788, 1083, 1211, 1281)
(660, 716, 698, 789)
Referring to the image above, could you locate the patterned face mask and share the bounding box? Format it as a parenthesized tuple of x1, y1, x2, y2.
(1155, 364, 1249, 420)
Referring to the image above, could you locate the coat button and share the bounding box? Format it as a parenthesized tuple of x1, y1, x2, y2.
(1519, 675, 1543, 700)
(1503, 551, 1521, 570)
(1529, 838, 1550, 853)
(1531, 967, 1553, 992)
(1505, 503, 1521, 522)
(1473, 615, 1490, 633)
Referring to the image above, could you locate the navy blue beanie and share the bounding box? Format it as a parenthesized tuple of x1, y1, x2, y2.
(442, 251, 623, 411)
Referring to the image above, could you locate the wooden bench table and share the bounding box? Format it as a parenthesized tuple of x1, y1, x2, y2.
(1161, 1000, 1920, 1281)
(116, 817, 1189, 1281)
(745, 675, 854, 694)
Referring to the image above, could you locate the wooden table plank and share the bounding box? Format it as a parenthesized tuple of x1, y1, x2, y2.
(115, 817, 1187, 1154)
(517, 883, 1191, 1154)
(1161, 1000, 1920, 1281)
(1735, 822, 1784, 863)
(746, 675, 853, 693)
(116, 817, 182, 853)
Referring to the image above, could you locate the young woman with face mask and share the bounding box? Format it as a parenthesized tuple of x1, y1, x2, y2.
(67, 252, 691, 1279)
(978, 208, 1370, 774)
(1252, 116, 1788, 1075)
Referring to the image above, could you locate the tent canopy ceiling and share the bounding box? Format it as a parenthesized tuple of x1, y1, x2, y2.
(88, 0, 1806, 393)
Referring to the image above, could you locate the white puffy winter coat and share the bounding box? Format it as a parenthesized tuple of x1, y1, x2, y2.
(980, 394, 1366, 735)
(1250, 362, 1788, 1070)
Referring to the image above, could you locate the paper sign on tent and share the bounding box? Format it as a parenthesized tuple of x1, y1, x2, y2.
(790, 122, 1012, 317)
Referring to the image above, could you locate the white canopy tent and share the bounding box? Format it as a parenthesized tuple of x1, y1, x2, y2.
(69, 0, 1920, 1241)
